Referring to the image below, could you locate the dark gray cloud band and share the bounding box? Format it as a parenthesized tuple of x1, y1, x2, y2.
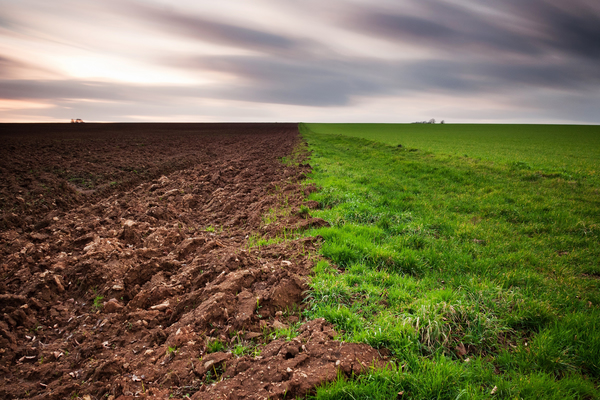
(345, 0, 600, 60)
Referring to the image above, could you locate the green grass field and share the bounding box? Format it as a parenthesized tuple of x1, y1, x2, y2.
(306, 124, 600, 186)
(299, 123, 600, 399)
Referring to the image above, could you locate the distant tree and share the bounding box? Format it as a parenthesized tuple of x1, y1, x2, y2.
(440, 120, 445, 124)
(429, 118, 435, 124)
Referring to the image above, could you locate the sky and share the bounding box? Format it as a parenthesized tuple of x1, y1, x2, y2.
(1, 0, 599, 123)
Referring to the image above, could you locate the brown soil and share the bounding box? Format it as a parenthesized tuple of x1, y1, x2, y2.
(0, 124, 387, 400)
(1, 123, 297, 230)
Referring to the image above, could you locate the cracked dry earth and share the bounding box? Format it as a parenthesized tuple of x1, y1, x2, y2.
(0, 124, 387, 400)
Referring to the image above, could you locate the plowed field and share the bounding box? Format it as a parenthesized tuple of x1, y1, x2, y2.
(0, 124, 385, 400)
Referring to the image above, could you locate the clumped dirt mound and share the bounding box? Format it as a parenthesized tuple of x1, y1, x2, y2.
(0, 124, 387, 400)
(192, 319, 386, 400)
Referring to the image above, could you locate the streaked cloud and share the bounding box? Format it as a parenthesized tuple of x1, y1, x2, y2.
(345, 0, 600, 59)
(0, 0, 599, 122)
(113, 1, 300, 54)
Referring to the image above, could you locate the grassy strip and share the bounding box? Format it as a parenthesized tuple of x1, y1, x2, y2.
(299, 123, 600, 399)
